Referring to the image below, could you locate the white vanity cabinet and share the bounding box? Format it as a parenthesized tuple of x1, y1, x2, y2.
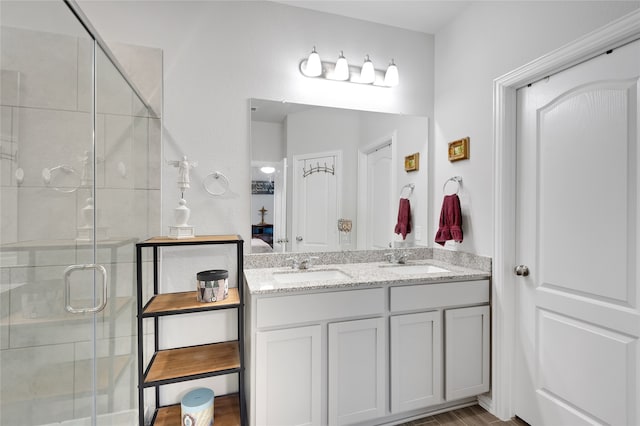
(255, 325, 322, 426)
(246, 274, 491, 426)
(390, 311, 443, 413)
(444, 305, 490, 401)
(328, 317, 386, 425)
(389, 279, 490, 414)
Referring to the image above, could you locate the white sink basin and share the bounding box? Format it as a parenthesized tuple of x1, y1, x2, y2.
(382, 264, 450, 275)
(272, 269, 351, 284)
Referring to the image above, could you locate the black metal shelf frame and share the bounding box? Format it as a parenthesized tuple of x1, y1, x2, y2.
(136, 236, 245, 426)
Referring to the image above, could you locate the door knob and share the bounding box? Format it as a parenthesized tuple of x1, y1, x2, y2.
(296, 236, 303, 242)
(514, 265, 530, 277)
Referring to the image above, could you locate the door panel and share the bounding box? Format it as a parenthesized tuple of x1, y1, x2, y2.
(367, 143, 393, 249)
(292, 153, 339, 252)
(515, 40, 640, 425)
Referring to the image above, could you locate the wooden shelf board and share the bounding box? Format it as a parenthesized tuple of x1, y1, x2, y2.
(143, 235, 242, 245)
(153, 394, 240, 426)
(143, 288, 240, 316)
(145, 341, 240, 385)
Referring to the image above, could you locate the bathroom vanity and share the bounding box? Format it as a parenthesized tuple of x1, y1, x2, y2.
(244, 253, 491, 426)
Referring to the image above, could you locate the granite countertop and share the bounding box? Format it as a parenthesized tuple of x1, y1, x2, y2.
(244, 258, 491, 295)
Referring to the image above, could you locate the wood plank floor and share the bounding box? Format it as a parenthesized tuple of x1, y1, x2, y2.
(399, 404, 529, 426)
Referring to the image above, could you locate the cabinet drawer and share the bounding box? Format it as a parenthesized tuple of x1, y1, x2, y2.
(390, 280, 489, 312)
(257, 287, 385, 328)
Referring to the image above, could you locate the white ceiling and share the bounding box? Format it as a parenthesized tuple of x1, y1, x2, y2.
(272, 1, 472, 34)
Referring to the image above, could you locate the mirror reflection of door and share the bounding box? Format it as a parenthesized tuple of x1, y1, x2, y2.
(292, 152, 340, 252)
(358, 135, 395, 250)
(367, 143, 393, 249)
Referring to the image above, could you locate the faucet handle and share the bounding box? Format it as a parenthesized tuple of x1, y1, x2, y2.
(286, 257, 299, 269)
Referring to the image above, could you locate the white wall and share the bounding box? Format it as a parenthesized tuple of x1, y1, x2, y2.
(78, 0, 434, 246)
(433, 1, 639, 256)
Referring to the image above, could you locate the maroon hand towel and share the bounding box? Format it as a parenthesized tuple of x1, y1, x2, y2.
(435, 194, 463, 246)
(394, 198, 411, 240)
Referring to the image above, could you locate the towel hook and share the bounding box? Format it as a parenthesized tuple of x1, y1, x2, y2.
(443, 176, 462, 195)
(400, 183, 415, 198)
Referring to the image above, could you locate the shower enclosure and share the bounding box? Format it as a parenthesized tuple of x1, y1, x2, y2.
(0, 1, 160, 424)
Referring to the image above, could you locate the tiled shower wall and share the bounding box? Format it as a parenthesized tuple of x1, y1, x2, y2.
(0, 24, 161, 424)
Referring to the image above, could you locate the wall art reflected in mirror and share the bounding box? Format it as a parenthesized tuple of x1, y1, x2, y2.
(250, 98, 429, 254)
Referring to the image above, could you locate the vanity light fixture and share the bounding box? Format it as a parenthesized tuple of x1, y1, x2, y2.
(302, 46, 322, 77)
(333, 51, 349, 81)
(299, 47, 399, 87)
(384, 59, 399, 87)
(359, 55, 375, 84)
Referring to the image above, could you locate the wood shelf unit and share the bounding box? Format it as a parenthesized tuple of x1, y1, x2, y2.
(142, 288, 240, 317)
(136, 235, 245, 426)
(153, 394, 240, 426)
(144, 341, 240, 385)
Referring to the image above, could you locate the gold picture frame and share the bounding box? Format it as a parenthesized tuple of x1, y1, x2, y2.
(404, 153, 420, 172)
(448, 137, 470, 162)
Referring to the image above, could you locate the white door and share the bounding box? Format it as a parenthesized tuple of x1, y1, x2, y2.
(366, 143, 393, 249)
(390, 311, 442, 413)
(256, 326, 322, 426)
(292, 152, 340, 252)
(328, 317, 386, 425)
(515, 40, 640, 425)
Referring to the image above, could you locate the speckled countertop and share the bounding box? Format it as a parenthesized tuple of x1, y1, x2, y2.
(244, 256, 491, 295)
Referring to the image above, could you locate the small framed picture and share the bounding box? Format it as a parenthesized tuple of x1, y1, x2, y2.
(448, 137, 470, 162)
(404, 153, 420, 172)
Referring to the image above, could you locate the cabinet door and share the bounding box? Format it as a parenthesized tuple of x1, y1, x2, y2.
(328, 317, 386, 425)
(445, 305, 490, 400)
(390, 311, 442, 413)
(256, 325, 322, 426)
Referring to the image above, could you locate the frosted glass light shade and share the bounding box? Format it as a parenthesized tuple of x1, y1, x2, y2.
(384, 60, 399, 87)
(304, 47, 322, 77)
(334, 51, 349, 81)
(360, 55, 375, 84)
(260, 166, 275, 174)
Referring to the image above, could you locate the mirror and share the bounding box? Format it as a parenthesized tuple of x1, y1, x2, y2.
(250, 98, 429, 254)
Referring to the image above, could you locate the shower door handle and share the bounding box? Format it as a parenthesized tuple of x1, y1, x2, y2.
(64, 264, 108, 314)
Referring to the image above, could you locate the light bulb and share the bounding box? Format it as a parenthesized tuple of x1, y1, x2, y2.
(303, 46, 322, 77)
(260, 166, 275, 174)
(384, 59, 399, 87)
(360, 55, 375, 84)
(333, 51, 349, 81)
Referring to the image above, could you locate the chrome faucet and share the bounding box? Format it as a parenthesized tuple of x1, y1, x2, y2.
(287, 256, 319, 270)
(385, 252, 409, 264)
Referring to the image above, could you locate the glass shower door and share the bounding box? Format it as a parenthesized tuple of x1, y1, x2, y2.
(0, 1, 156, 424)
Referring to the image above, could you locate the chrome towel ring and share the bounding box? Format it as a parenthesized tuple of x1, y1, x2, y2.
(443, 176, 462, 195)
(203, 171, 230, 196)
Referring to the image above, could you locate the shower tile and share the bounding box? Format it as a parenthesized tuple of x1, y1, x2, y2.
(0, 344, 75, 424)
(108, 41, 163, 117)
(16, 107, 91, 189)
(0, 27, 79, 110)
(148, 189, 162, 237)
(148, 118, 161, 190)
(0, 70, 20, 107)
(1, 106, 14, 187)
(0, 187, 17, 243)
(98, 188, 151, 241)
(77, 37, 94, 114)
(96, 47, 132, 116)
(18, 187, 77, 241)
(103, 114, 134, 189)
(133, 116, 149, 190)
